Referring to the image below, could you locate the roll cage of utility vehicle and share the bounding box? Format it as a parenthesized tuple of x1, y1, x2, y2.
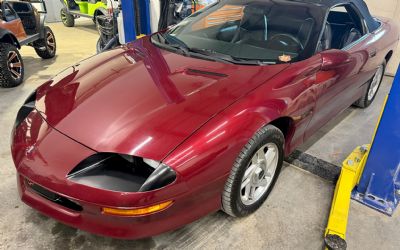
(0, 0, 56, 88)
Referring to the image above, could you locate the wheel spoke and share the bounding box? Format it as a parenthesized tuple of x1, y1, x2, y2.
(10, 69, 21, 78)
(243, 183, 252, 200)
(265, 147, 276, 167)
(258, 147, 266, 160)
(8, 52, 17, 62)
(251, 152, 259, 165)
(244, 164, 256, 180)
(258, 178, 269, 187)
(248, 185, 255, 200)
(241, 176, 251, 189)
(12, 62, 22, 68)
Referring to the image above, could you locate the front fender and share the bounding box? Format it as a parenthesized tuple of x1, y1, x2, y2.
(162, 96, 284, 211)
(163, 54, 323, 188)
(163, 95, 284, 183)
(0, 29, 20, 49)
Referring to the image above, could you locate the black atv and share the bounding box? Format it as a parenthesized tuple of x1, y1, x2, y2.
(0, 0, 56, 88)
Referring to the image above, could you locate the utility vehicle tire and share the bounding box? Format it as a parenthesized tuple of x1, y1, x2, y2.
(354, 61, 386, 108)
(222, 125, 285, 217)
(34, 26, 56, 59)
(0, 42, 24, 88)
(96, 38, 105, 53)
(94, 10, 107, 33)
(94, 15, 103, 34)
(61, 8, 75, 27)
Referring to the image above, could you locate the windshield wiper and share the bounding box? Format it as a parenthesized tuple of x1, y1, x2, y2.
(189, 48, 275, 65)
(154, 33, 233, 63)
(155, 33, 190, 55)
(186, 47, 237, 64)
(231, 56, 276, 65)
(154, 34, 275, 65)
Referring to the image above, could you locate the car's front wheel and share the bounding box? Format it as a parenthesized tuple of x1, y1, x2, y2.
(222, 125, 284, 217)
(354, 61, 386, 108)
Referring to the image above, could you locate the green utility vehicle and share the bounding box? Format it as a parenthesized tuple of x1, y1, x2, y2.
(60, 0, 108, 27)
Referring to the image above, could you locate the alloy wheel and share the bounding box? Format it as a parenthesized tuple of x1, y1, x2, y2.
(368, 65, 384, 101)
(46, 32, 56, 53)
(61, 10, 67, 23)
(240, 143, 279, 205)
(7, 51, 22, 80)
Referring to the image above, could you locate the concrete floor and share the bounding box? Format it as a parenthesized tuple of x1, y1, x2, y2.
(1, 20, 399, 249)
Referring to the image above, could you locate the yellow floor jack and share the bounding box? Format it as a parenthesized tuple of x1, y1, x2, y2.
(324, 144, 370, 249)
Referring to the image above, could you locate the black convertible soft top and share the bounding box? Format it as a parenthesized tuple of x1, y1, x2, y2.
(294, 0, 380, 31)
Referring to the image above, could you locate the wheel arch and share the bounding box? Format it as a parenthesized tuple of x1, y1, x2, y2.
(0, 30, 20, 49)
(268, 116, 296, 152)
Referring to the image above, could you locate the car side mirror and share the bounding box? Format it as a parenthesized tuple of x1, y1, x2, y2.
(320, 49, 351, 71)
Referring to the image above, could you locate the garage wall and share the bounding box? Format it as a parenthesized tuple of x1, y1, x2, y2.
(44, 0, 64, 23)
(365, 0, 400, 75)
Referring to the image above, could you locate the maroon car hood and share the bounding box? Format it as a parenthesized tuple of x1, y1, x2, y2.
(35, 38, 288, 161)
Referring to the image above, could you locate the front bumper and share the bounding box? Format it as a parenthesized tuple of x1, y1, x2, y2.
(16, 173, 213, 239)
(11, 109, 220, 239)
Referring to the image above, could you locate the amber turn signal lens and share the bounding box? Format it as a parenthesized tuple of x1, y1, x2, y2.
(102, 200, 173, 216)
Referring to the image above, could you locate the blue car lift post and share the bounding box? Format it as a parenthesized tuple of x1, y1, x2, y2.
(352, 65, 400, 215)
(120, 0, 151, 43)
(325, 65, 400, 249)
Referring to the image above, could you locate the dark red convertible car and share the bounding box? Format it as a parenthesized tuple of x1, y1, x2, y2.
(11, 0, 399, 239)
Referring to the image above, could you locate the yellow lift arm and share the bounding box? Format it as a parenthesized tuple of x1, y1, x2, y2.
(324, 96, 388, 250)
(324, 145, 369, 249)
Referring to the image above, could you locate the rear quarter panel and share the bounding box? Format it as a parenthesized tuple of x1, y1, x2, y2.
(375, 18, 400, 66)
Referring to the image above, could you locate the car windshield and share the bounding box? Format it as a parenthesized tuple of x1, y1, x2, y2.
(152, 0, 325, 64)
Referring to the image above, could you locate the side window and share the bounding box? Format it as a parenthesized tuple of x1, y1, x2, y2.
(325, 4, 366, 50)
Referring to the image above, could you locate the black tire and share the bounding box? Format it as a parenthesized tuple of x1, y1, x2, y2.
(354, 61, 386, 108)
(34, 26, 56, 59)
(61, 8, 75, 27)
(0, 42, 24, 88)
(94, 8, 107, 30)
(94, 15, 103, 34)
(96, 38, 105, 53)
(222, 125, 285, 217)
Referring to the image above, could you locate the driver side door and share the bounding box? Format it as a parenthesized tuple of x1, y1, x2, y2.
(304, 4, 371, 139)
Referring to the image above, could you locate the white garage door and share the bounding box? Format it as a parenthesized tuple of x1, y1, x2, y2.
(365, 0, 400, 75)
